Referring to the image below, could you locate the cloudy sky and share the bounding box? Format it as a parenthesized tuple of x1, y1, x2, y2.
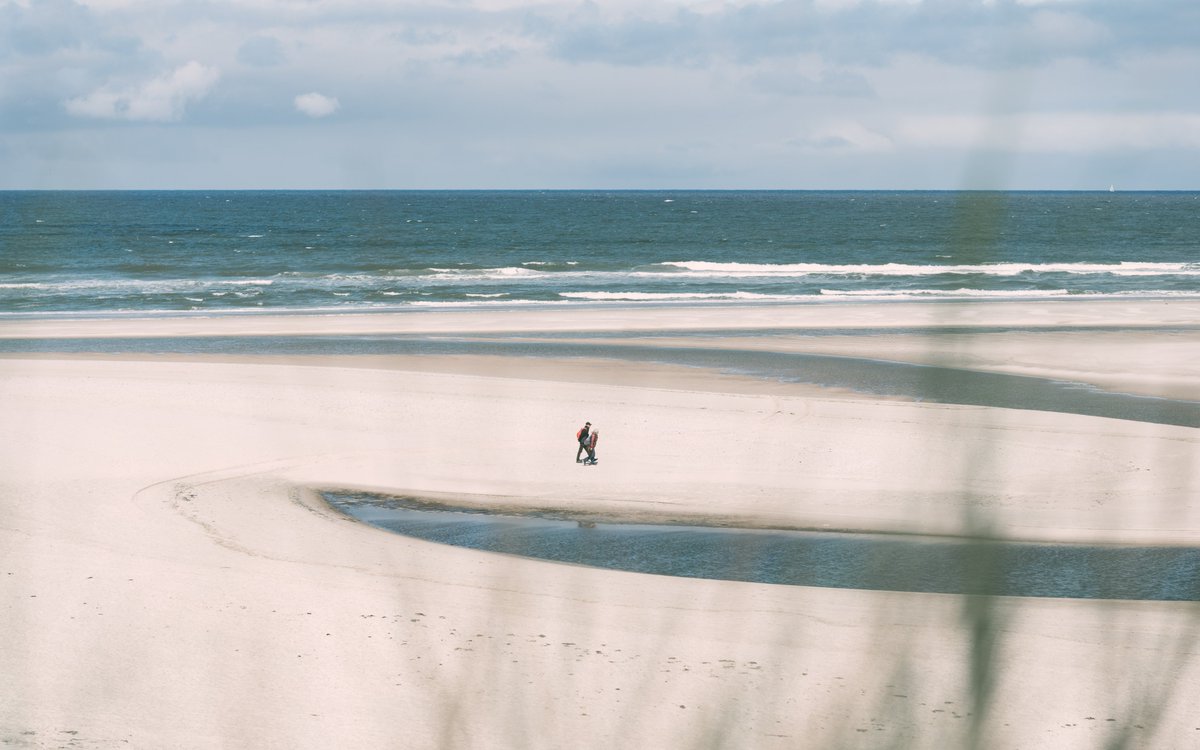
(3, 0, 1198, 189)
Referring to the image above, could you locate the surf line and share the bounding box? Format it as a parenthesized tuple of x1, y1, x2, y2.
(324, 493, 1200, 602)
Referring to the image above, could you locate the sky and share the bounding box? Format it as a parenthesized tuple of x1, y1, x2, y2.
(2, 0, 1198, 189)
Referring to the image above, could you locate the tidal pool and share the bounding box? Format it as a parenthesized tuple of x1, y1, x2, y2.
(325, 493, 1200, 601)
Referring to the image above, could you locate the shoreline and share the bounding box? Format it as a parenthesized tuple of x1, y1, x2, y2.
(3, 298, 1199, 748)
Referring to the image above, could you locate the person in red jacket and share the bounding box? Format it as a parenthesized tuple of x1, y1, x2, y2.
(585, 426, 599, 465)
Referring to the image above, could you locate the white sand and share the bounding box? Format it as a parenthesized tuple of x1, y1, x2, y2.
(2, 300, 1199, 748)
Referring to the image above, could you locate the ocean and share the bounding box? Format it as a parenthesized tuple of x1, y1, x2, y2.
(2, 190, 1198, 315)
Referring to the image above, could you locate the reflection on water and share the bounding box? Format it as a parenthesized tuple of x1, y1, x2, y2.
(325, 494, 1200, 601)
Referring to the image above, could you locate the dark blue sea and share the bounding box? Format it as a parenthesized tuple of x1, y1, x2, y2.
(2, 190, 1198, 315)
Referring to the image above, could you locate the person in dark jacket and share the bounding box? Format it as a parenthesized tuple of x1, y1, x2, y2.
(576, 421, 593, 463)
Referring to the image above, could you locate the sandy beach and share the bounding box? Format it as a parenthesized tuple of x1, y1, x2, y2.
(3, 299, 1199, 748)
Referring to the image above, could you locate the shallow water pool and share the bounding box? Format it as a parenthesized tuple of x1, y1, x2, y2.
(325, 493, 1200, 601)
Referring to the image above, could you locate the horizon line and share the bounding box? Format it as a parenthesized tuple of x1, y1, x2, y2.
(2, 187, 1195, 193)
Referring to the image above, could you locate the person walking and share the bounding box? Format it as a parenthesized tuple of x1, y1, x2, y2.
(584, 425, 599, 465)
(576, 421, 593, 463)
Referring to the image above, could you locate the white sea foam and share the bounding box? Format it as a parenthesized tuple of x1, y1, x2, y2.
(820, 288, 1072, 298)
(1077, 289, 1200, 298)
(424, 267, 547, 281)
(1, 277, 276, 293)
(407, 299, 555, 307)
(560, 291, 784, 301)
(660, 261, 1200, 278)
(818, 288, 1200, 299)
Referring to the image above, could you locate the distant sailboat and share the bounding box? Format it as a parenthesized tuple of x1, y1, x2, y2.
(1108, 184, 1116, 192)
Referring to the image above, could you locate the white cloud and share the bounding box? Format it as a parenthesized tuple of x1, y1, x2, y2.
(792, 121, 894, 152)
(293, 92, 340, 118)
(64, 61, 220, 122)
